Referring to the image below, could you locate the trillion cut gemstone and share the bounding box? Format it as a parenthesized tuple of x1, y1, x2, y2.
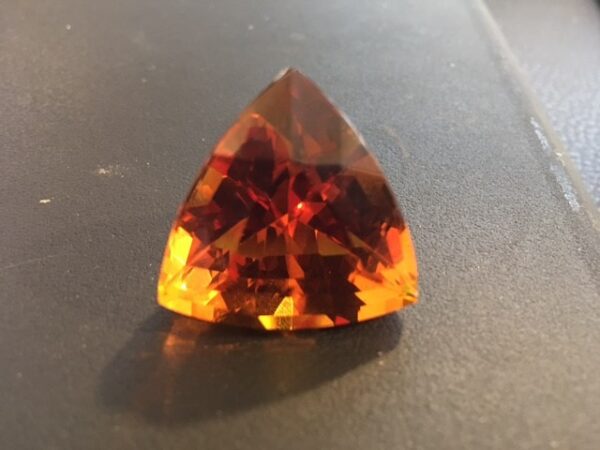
(157, 68, 418, 330)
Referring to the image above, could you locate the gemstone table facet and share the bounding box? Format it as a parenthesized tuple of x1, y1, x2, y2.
(157, 68, 418, 330)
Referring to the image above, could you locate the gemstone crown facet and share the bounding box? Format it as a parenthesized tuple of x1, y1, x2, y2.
(157, 68, 418, 330)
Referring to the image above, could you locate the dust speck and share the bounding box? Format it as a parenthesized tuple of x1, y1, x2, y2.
(65, 24, 72, 31)
(94, 165, 126, 178)
(141, 77, 147, 83)
(39, 198, 52, 204)
(247, 24, 255, 31)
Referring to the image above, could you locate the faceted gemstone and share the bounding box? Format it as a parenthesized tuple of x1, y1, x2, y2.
(157, 68, 418, 330)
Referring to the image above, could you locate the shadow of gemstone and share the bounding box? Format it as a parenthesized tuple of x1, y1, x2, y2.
(98, 309, 402, 426)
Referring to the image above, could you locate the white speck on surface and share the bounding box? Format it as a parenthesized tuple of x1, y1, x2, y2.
(147, 64, 157, 71)
(16, 372, 23, 379)
(247, 24, 254, 31)
(530, 117, 580, 211)
(39, 198, 52, 204)
(449, 62, 456, 68)
(550, 441, 559, 448)
(94, 164, 126, 178)
(141, 77, 147, 83)
(65, 24, 72, 30)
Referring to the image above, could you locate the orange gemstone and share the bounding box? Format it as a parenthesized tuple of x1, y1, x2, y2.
(157, 68, 418, 330)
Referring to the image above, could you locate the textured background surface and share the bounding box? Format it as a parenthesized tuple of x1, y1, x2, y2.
(1, 0, 599, 449)
(488, 0, 600, 205)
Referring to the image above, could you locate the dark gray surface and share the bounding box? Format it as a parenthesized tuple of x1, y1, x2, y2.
(488, 0, 600, 205)
(1, 0, 599, 449)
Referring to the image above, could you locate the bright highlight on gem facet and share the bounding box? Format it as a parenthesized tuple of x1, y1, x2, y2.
(157, 68, 418, 330)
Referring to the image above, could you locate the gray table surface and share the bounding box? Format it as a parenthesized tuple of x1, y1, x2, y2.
(1, 0, 599, 449)
(488, 0, 600, 206)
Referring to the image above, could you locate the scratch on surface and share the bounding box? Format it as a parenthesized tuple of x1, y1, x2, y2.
(94, 164, 126, 178)
(530, 117, 580, 211)
(0, 254, 60, 273)
(382, 125, 410, 159)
